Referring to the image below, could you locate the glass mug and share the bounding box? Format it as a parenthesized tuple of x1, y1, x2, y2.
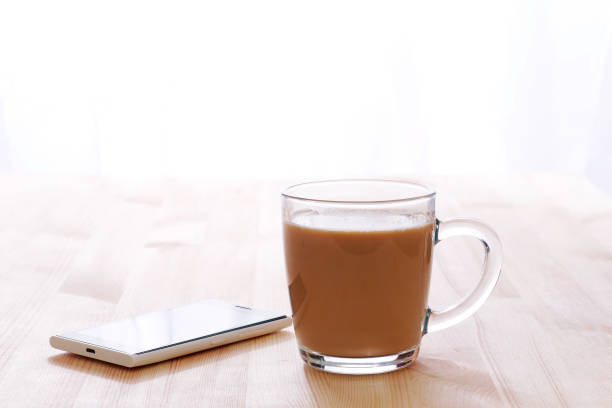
(282, 180, 502, 374)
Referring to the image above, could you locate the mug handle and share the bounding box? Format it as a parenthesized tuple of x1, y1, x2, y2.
(423, 218, 503, 334)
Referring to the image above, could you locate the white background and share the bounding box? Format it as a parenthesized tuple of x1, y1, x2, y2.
(0, 1, 611, 193)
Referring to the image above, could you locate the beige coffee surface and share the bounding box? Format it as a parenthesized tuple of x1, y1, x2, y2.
(284, 219, 433, 357)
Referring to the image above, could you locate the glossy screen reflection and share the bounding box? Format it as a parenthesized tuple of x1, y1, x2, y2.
(60, 300, 285, 354)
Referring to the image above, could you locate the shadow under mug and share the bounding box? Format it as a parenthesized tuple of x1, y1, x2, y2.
(282, 180, 502, 375)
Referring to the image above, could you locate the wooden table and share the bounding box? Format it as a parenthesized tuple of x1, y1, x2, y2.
(1, 175, 610, 407)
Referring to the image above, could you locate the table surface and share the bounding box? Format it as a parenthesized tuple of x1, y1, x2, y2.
(1, 175, 611, 407)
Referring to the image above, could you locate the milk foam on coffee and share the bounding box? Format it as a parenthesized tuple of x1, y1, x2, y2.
(290, 212, 432, 232)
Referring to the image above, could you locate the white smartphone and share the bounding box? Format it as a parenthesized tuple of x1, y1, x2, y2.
(49, 299, 292, 367)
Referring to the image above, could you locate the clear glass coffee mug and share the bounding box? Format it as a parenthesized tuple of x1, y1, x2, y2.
(282, 180, 502, 375)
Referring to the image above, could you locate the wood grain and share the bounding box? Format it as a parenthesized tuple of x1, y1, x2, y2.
(0, 174, 611, 407)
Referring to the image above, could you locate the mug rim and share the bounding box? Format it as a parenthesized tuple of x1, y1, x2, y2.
(282, 179, 436, 204)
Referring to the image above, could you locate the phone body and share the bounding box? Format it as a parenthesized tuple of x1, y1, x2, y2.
(49, 299, 292, 367)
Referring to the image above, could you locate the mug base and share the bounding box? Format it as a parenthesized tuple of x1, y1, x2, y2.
(299, 345, 419, 375)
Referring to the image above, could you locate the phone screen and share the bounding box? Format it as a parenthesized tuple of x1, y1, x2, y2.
(58, 300, 286, 354)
